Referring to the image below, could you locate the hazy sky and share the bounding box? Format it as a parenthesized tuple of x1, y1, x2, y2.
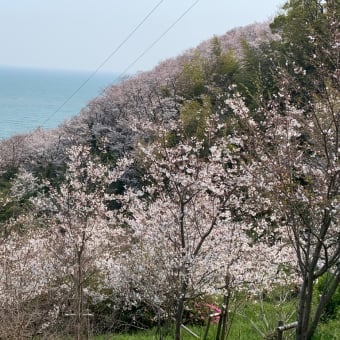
(0, 0, 285, 74)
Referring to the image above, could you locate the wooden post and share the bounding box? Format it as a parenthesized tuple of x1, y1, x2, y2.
(277, 320, 284, 340)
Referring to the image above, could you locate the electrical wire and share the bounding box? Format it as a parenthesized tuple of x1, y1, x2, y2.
(42, 0, 165, 125)
(43, 0, 201, 127)
(119, 0, 200, 78)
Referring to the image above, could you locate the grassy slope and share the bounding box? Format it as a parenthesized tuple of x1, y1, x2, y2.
(93, 295, 339, 340)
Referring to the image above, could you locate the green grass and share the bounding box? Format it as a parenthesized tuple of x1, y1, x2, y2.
(93, 317, 340, 340)
(84, 288, 340, 339)
(312, 317, 340, 340)
(93, 296, 298, 339)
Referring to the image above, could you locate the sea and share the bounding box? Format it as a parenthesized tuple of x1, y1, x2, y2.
(0, 66, 119, 140)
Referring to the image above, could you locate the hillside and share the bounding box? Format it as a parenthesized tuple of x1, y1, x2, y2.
(0, 1, 339, 338)
(0, 21, 274, 172)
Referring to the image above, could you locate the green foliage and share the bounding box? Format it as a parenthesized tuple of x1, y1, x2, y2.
(208, 36, 239, 87)
(34, 161, 67, 187)
(179, 95, 212, 139)
(217, 49, 239, 79)
(98, 149, 119, 166)
(316, 272, 340, 321)
(270, 0, 330, 62)
(270, 0, 339, 107)
(164, 129, 181, 148)
(179, 51, 206, 99)
(0, 169, 25, 225)
(160, 85, 171, 98)
(313, 314, 340, 340)
(0, 172, 13, 223)
(237, 289, 297, 340)
(234, 40, 277, 111)
(0, 200, 20, 224)
(178, 40, 239, 102)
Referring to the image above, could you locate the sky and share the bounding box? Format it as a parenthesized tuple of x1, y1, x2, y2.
(0, 0, 285, 75)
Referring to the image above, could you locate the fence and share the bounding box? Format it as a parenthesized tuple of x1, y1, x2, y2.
(276, 320, 298, 340)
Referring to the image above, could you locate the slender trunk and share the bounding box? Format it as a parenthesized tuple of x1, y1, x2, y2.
(296, 278, 307, 339)
(174, 280, 188, 340)
(215, 311, 222, 340)
(76, 252, 83, 340)
(296, 271, 315, 340)
(76, 248, 84, 340)
(216, 276, 231, 340)
(306, 272, 340, 339)
(220, 292, 230, 340)
(216, 294, 229, 340)
(174, 199, 187, 340)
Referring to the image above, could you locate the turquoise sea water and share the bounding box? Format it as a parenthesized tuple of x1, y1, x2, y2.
(0, 66, 118, 140)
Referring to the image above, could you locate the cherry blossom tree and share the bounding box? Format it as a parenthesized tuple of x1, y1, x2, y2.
(0, 214, 56, 339)
(32, 144, 128, 339)
(225, 69, 339, 338)
(263, 97, 338, 339)
(235, 3, 340, 335)
(121, 115, 297, 340)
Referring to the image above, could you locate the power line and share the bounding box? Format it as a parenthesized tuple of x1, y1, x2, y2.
(119, 0, 201, 78)
(43, 0, 201, 127)
(42, 0, 165, 125)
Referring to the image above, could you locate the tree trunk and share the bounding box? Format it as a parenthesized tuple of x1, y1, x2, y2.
(305, 272, 340, 339)
(215, 296, 229, 340)
(216, 276, 230, 340)
(76, 281, 84, 340)
(75, 245, 84, 340)
(76, 275, 83, 339)
(296, 271, 314, 340)
(174, 280, 188, 340)
(174, 200, 187, 340)
(220, 292, 230, 340)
